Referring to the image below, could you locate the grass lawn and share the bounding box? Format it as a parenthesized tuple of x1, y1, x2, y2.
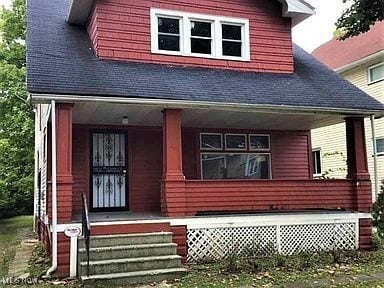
(2, 215, 384, 287)
(0, 215, 33, 277)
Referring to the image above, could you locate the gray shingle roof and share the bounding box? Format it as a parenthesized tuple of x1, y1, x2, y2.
(27, 0, 384, 113)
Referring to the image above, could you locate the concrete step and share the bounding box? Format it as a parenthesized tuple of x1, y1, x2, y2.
(80, 255, 182, 276)
(78, 243, 177, 261)
(78, 232, 173, 248)
(81, 267, 187, 286)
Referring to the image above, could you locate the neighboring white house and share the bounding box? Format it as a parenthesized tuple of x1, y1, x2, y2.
(312, 21, 384, 199)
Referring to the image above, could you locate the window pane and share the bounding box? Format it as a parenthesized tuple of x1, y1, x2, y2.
(201, 153, 270, 180)
(222, 24, 242, 40)
(316, 152, 321, 174)
(370, 64, 384, 82)
(191, 21, 211, 37)
(222, 41, 242, 57)
(202, 154, 225, 179)
(226, 154, 270, 179)
(312, 150, 321, 175)
(191, 38, 211, 54)
(226, 134, 246, 150)
(158, 17, 179, 34)
(201, 134, 222, 150)
(158, 35, 180, 51)
(376, 138, 384, 153)
(249, 135, 270, 150)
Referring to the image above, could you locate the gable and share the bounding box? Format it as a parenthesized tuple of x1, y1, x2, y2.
(86, 0, 296, 73)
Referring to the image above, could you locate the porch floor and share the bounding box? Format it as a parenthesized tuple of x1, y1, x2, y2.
(73, 209, 359, 223)
(73, 211, 163, 223)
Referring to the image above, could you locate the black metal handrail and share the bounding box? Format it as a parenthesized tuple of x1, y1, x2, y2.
(81, 193, 91, 277)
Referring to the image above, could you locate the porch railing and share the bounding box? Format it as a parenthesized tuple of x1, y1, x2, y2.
(81, 193, 91, 277)
(183, 179, 371, 215)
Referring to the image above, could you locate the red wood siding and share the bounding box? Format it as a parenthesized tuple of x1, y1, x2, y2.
(171, 225, 187, 262)
(182, 129, 199, 179)
(72, 125, 163, 214)
(129, 130, 162, 212)
(56, 233, 70, 276)
(72, 126, 89, 214)
(182, 129, 311, 180)
(184, 179, 357, 215)
(272, 131, 311, 179)
(71, 126, 311, 215)
(359, 218, 373, 250)
(87, 0, 293, 73)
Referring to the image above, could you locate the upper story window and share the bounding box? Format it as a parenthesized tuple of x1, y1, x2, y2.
(368, 62, 384, 84)
(151, 9, 250, 61)
(157, 17, 181, 52)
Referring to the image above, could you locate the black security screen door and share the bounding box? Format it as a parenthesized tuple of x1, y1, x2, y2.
(91, 132, 127, 209)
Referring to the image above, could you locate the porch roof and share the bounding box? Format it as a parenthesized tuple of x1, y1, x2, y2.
(27, 0, 384, 116)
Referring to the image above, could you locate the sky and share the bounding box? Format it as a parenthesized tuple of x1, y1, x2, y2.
(0, 0, 349, 53)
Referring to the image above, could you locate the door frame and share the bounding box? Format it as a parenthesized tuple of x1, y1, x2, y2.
(89, 129, 129, 212)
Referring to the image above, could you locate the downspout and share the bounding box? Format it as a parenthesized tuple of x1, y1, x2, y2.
(33, 108, 38, 232)
(371, 115, 379, 202)
(46, 100, 57, 276)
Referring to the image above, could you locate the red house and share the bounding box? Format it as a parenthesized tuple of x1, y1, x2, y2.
(28, 0, 384, 284)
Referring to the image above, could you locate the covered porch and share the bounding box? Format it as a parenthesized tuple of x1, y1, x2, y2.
(48, 99, 372, 222)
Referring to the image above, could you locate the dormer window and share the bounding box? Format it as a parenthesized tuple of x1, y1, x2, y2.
(190, 20, 213, 55)
(222, 24, 242, 57)
(151, 9, 250, 61)
(157, 17, 181, 52)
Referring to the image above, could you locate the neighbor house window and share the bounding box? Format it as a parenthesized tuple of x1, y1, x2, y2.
(312, 149, 322, 177)
(375, 137, 384, 155)
(200, 133, 271, 180)
(151, 9, 250, 61)
(368, 63, 384, 84)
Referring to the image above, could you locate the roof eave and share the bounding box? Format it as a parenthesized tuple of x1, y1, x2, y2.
(66, 0, 94, 25)
(278, 0, 315, 26)
(29, 93, 384, 118)
(66, 0, 315, 26)
(335, 50, 384, 73)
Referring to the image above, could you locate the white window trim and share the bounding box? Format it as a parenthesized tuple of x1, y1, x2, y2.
(375, 137, 384, 156)
(312, 148, 322, 177)
(225, 133, 248, 150)
(367, 62, 384, 84)
(200, 133, 223, 151)
(249, 134, 271, 151)
(150, 8, 250, 61)
(200, 152, 272, 180)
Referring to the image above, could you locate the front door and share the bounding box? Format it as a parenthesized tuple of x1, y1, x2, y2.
(91, 132, 128, 210)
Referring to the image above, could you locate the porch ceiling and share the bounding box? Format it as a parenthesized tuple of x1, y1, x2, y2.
(72, 102, 346, 130)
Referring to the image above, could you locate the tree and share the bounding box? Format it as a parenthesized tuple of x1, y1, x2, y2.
(336, 0, 384, 40)
(0, 0, 33, 218)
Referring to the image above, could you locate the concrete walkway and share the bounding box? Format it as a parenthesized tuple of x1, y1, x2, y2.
(7, 228, 38, 278)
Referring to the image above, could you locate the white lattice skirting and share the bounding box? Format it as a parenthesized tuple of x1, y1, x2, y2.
(186, 214, 360, 263)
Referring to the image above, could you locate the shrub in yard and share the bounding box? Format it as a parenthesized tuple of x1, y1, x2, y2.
(372, 179, 384, 238)
(297, 251, 313, 270)
(372, 232, 384, 251)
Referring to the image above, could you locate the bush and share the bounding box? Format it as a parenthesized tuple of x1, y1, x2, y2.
(372, 179, 384, 238)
